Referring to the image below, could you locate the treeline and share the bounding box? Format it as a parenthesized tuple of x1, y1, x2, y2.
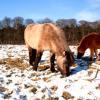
(0, 17, 100, 44)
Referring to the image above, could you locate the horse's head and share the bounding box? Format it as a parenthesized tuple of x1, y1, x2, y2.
(56, 50, 74, 76)
(77, 46, 84, 59)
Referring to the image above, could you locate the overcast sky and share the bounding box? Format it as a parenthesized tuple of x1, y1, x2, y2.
(0, 0, 100, 21)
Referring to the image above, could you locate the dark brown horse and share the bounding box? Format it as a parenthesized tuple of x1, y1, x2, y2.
(77, 32, 100, 61)
(24, 23, 74, 76)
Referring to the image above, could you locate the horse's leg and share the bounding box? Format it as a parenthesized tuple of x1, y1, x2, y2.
(28, 47, 36, 66)
(50, 54, 56, 72)
(98, 52, 100, 61)
(90, 49, 94, 61)
(33, 51, 43, 70)
(94, 49, 99, 60)
(95, 49, 100, 61)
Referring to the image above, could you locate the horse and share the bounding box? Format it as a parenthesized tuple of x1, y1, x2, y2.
(77, 32, 100, 61)
(24, 23, 74, 76)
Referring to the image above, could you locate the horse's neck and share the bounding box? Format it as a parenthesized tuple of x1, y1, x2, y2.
(54, 45, 69, 56)
(80, 41, 87, 51)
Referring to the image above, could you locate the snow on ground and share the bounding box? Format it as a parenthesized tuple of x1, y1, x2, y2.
(0, 45, 100, 100)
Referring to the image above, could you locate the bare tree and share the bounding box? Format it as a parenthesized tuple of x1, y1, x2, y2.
(56, 19, 77, 28)
(2, 17, 11, 28)
(37, 17, 53, 24)
(25, 19, 34, 26)
(12, 16, 24, 29)
(0, 21, 2, 29)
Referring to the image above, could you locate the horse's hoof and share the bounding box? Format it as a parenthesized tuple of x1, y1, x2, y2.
(89, 57, 94, 61)
(50, 68, 56, 72)
(62, 72, 70, 77)
(60, 74, 69, 78)
(32, 66, 37, 71)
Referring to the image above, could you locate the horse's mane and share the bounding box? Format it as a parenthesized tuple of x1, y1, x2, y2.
(42, 23, 68, 55)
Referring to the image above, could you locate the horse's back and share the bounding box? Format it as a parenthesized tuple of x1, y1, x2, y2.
(92, 33, 100, 48)
(78, 32, 100, 51)
(24, 23, 67, 53)
(86, 33, 100, 48)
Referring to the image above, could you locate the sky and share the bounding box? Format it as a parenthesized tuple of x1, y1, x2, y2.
(0, 0, 100, 21)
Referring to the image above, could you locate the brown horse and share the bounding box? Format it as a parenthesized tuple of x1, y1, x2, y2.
(77, 32, 100, 61)
(24, 23, 74, 76)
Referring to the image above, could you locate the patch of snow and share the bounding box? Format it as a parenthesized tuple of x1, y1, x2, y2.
(0, 45, 100, 99)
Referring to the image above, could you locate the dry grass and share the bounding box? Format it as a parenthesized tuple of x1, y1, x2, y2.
(96, 61, 100, 65)
(38, 65, 49, 71)
(96, 84, 100, 89)
(0, 59, 6, 64)
(0, 58, 29, 70)
(62, 91, 74, 99)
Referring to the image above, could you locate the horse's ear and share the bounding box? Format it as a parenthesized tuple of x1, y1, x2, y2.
(63, 51, 65, 56)
(63, 51, 67, 56)
(77, 43, 80, 46)
(72, 52, 74, 55)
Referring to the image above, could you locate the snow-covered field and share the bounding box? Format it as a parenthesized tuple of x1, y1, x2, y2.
(0, 45, 100, 100)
